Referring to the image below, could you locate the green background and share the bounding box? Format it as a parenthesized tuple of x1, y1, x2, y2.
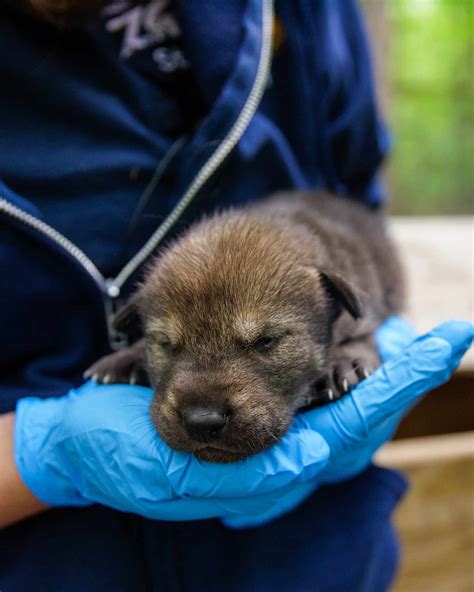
(363, 0, 473, 214)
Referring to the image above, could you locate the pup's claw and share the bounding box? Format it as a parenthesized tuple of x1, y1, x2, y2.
(333, 362, 359, 396)
(317, 352, 380, 405)
(83, 368, 99, 382)
(354, 362, 374, 381)
(84, 342, 148, 387)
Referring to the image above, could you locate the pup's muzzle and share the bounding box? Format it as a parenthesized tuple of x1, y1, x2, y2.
(181, 406, 228, 442)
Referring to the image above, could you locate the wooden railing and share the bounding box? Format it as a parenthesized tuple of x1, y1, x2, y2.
(375, 216, 473, 592)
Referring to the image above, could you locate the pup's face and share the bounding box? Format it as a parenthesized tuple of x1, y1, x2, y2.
(137, 216, 340, 462)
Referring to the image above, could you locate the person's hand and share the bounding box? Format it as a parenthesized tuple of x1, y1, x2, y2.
(222, 318, 473, 527)
(14, 319, 472, 527)
(13, 380, 330, 521)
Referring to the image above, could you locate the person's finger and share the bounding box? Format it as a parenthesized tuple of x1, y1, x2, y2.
(221, 479, 318, 529)
(301, 320, 473, 453)
(360, 320, 473, 430)
(319, 411, 404, 485)
(375, 316, 417, 362)
(166, 427, 330, 499)
(427, 320, 474, 367)
(132, 478, 315, 523)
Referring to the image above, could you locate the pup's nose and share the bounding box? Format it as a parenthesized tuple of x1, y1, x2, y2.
(182, 406, 228, 441)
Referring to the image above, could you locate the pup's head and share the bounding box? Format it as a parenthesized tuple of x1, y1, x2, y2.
(123, 213, 362, 462)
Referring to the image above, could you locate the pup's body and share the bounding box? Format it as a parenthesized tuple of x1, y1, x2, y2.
(88, 191, 403, 462)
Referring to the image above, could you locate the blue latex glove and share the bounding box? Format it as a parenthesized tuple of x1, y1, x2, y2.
(14, 319, 473, 527)
(223, 318, 473, 527)
(14, 385, 330, 521)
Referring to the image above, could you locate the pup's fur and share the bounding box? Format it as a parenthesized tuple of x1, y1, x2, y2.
(87, 191, 403, 462)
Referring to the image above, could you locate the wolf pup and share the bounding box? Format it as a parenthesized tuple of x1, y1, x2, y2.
(86, 191, 404, 463)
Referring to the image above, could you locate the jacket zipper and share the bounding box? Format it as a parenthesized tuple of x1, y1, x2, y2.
(0, 0, 274, 350)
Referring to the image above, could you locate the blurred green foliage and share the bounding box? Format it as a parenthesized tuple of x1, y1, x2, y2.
(386, 0, 473, 214)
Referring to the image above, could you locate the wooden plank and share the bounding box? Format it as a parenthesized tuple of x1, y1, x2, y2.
(391, 458, 474, 592)
(393, 373, 474, 439)
(375, 431, 474, 468)
(391, 217, 474, 370)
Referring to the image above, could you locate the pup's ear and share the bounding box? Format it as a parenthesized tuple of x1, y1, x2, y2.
(320, 270, 364, 320)
(113, 296, 143, 342)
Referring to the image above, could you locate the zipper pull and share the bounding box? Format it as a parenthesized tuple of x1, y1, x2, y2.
(104, 280, 129, 351)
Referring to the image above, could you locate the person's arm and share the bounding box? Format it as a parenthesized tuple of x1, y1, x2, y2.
(0, 413, 48, 528)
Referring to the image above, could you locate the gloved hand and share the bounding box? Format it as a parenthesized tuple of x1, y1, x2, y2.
(14, 381, 330, 521)
(14, 319, 473, 527)
(223, 318, 473, 527)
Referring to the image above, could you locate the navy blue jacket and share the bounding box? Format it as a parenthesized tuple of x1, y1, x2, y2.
(0, 2, 405, 590)
(0, 0, 390, 407)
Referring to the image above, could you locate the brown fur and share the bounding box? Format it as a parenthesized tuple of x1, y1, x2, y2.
(87, 191, 404, 462)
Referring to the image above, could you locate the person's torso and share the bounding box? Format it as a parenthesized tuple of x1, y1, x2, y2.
(0, 0, 389, 407)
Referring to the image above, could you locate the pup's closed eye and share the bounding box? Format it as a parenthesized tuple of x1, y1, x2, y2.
(248, 335, 280, 353)
(156, 335, 182, 355)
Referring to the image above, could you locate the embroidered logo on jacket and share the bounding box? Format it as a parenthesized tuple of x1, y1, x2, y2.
(102, 0, 188, 72)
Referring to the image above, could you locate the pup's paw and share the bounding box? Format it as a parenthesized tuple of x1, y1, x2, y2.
(327, 355, 377, 400)
(312, 349, 380, 406)
(84, 344, 148, 386)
